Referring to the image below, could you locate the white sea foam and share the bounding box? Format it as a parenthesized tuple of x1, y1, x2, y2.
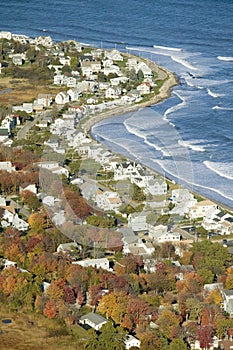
(212, 106, 233, 111)
(153, 44, 182, 52)
(171, 56, 198, 71)
(207, 88, 220, 98)
(178, 140, 206, 152)
(217, 56, 233, 62)
(155, 159, 233, 203)
(204, 161, 233, 181)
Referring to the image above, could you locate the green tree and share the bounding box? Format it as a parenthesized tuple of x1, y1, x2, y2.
(132, 183, 146, 202)
(168, 338, 188, 350)
(98, 323, 125, 350)
(191, 240, 232, 275)
(197, 267, 214, 284)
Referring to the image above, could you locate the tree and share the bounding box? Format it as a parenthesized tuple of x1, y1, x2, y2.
(191, 240, 232, 275)
(88, 285, 103, 307)
(157, 309, 180, 339)
(186, 298, 204, 323)
(20, 190, 40, 211)
(216, 318, 233, 339)
(43, 300, 57, 319)
(85, 329, 100, 350)
(168, 338, 188, 350)
(196, 325, 213, 349)
(98, 293, 118, 319)
(28, 212, 47, 231)
(139, 330, 168, 350)
(98, 323, 125, 350)
(197, 267, 214, 284)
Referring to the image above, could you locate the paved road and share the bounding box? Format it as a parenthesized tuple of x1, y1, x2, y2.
(17, 110, 52, 140)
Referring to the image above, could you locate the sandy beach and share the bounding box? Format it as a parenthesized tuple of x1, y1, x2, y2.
(81, 58, 179, 132)
(79, 58, 233, 214)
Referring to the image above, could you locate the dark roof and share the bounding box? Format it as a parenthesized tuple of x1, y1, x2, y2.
(0, 128, 9, 136)
(217, 211, 226, 218)
(225, 217, 233, 223)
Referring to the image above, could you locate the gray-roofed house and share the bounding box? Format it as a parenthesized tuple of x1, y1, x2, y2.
(79, 312, 108, 330)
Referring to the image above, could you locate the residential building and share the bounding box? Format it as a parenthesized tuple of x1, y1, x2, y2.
(79, 312, 108, 331)
(73, 258, 111, 271)
(124, 335, 141, 349)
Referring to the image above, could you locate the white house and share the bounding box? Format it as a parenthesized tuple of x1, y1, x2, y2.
(157, 231, 181, 243)
(222, 290, 233, 317)
(113, 161, 144, 181)
(36, 94, 53, 108)
(189, 200, 218, 219)
(105, 86, 121, 99)
(95, 189, 122, 213)
(57, 241, 81, 254)
(105, 49, 123, 61)
(148, 224, 168, 240)
(55, 91, 70, 105)
(137, 82, 151, 95)
(0, 161, 16, 172)
(19, 183, 38, 194)
(124, 335, 141, 349)
(0, 196, 6, 206)
(79, 312, 108, 331)
(128, 212, 148, 232)
(73, 258, 111, 271)
(12, 214, 29, 231)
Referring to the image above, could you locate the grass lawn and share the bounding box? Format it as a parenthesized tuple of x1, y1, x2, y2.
(0, 76, 61, 105)
(0, 304, 88, 350)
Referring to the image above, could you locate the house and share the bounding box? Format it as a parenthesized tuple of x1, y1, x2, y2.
(153, 231, 181, 243)
(73, 258, 111, 271)
(189, 199, 218, 219)
(95, 189, 122, 213)
(36, 94, 53, 108)
(137, 82, 151, 95)
(12, 103, 33, 114)
(54, 74, 67, 85)
(66, 77, 78, 87)
(113, 161, 143, 181)
(2, 211, 29, 231)
(0, 31, 12, 40)
(67, 88, 81, 101)
(55, 91, 70, 105)
(0, 128, 9, 142)
(203, 283, 223, 294)
(124, 335, 141, 349)
(143, 178, 167, 196)
(57, 241, 81, 254)
(12, 54, 24, 65)
(0, 196, 6, 206)
(19, 183, 38, 194)
(105, 86, 121, 99)
(37, 161, 69, 178)
(12, 214, 29, 231)
(148, 224, 167, 240)
(103, 65, 121, 76)
(105, 49, 123, 61)
(222, 290, 233, 317)
(79, 312, 108, 331)
(128, 212, 148, 232)
(0, 161, 16, 172)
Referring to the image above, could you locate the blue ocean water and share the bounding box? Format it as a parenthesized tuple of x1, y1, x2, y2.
(1, 0, 233, 207)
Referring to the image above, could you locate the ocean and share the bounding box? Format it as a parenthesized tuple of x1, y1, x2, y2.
(1, 0, 233, 207)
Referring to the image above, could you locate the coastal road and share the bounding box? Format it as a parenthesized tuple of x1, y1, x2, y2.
(16, 110, 52, 140)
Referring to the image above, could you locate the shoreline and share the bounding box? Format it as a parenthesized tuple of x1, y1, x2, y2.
(80, 58, 179, 132)
(79, 57, 233, 213)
